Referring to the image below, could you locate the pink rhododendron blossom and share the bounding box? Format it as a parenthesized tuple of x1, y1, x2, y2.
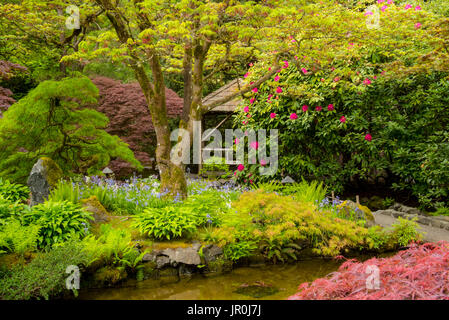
(315, 106, 322, 112)
(378, 0, 384, 3)
(260, 159, 267, 166)
(363, 78, 372, 85)
(244, 106, 249, 113)
(268, 94, 273, 99)
(415, 22, 422, 29)
(268, 67, 272, 71)
(290, 113, 298, 120)
(320, 78, 325, 82)
(235, 138, 239, 144)
(364, 11, 373, 16)
(328, 104, 335, 111)
(374, 76, 377, 80)
(274, 75, 280, 82)
(247, 114, 251, 118)
(270, 113, 276, 119)
(381, 5, 388, 12)
(388, 0, 393, 4)
(252, 87, 258, 93)
(242, 120, 247, 125)
(249, 63, 253, 67)
(283, 61, 289, 68)
(365, 133, 372, 141)
(405, 4, 412, 9)
(237, 164, 245, 171)
(244, 72, 250, 78)
(301, 68, 308, 74)
(415, 5, 421, 10)
(302, 105, 309, 112)
(276, 87, 283, 93)
(250, 141, 259, 150)
(250, 98, 255, 104)
(340, 116, 346, 123)
(334, 77, 340, 82)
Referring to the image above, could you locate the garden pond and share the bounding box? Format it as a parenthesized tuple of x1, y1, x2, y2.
(78, 253, 394, 300)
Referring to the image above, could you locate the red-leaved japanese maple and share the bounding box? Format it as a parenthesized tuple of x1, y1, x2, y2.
(91, 77, 183, 178)
(289, 242, 449, 300)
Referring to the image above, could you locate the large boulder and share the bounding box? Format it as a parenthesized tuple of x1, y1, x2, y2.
(161, 246, 202, 266)
(337, 200, 375, 227)
(27, 157, 63, 206)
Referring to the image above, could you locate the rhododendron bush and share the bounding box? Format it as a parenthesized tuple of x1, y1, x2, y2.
(234, 2, 449, 208)
(288, 242, 449, 300)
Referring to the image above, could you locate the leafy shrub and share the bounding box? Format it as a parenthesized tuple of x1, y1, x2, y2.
(22, 201, 93, 248)
(208, 191, 373, 261)
(82, 224, 146, 273)
(366, 225, 389, 251)
(282, 180, 327, 204)
(48, 179, 82, 204)
(0, 219, 40, 255)
(429, 207, 449, 217)
(132, 206, 197, 240)
(0, 195, 27, 223)
(181, 191, 232, 227)
(0, 178, 29, 202)
(0, 241, 91, 300)
(223, 241, 258, 262)
(236, 55, 449, 208)
(389, 217, 422, 247)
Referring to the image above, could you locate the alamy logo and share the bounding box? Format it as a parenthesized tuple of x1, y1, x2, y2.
(365, 265, 380, 290)
(65, 5, 80, 30)
(170, 121, 279, 176)
(66, 265, 80, 290)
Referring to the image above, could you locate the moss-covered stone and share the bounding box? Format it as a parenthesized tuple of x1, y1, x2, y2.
(40, 157, 63, 188)
(28, 157, 63, 205)
(81, 195, 110, 224)
(93, 266, 127, 287)
(141, 261, 158, 280)
(207, 258, 233, 274)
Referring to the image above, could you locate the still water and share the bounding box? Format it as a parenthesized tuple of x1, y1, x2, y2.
(78, 259, 343, 300)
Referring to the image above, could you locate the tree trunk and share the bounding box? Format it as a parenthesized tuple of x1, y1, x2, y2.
(97, 0, 188, 197)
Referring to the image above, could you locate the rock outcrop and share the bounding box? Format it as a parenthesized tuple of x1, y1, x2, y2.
(27, 157, 63, 206)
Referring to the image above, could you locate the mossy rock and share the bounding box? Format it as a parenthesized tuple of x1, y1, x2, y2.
(141, 261, 158, 280)
(81, 196, 110, 224)
(206, 258, 233, 274)
(40, 157, 63, 188)
(27, 157, 63, 206)
(93, 266, 127, 287)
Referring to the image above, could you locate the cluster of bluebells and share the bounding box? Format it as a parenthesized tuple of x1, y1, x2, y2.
(71, 175, 173, 213)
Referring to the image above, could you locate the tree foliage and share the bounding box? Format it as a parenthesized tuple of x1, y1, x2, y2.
(0, 76, 142, 183)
